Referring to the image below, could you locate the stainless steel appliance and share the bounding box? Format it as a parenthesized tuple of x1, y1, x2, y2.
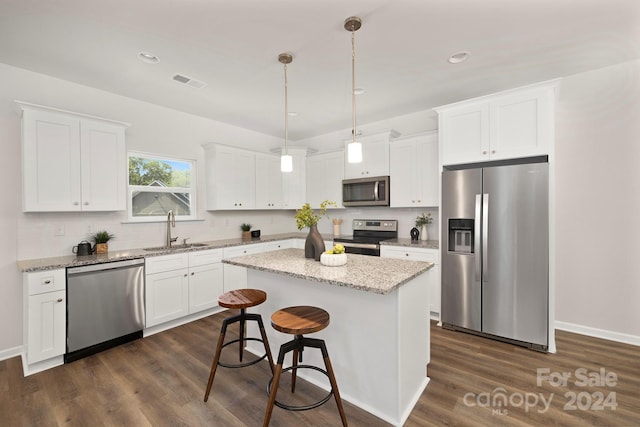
(66, 258, 145, 362)
(441, 159, 549, 351)
(334, 219, 397, 256)
(342, 176, 390, 207)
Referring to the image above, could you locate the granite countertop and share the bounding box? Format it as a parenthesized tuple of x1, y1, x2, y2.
(223, 248, 434, 295)
(17, 232, 440, 273)
(380, 238, 439, 250)
(17, 232, 310, 272)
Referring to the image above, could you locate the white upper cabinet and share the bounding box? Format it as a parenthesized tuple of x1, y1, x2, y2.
(255, 153, 283, 209)
(306, 150, 344, 209)
(204, 144, 307, 210)
(435, 81, 558, 166)
(390, 132, 439, 208)
(204, 144, 256, 210)
(19, 103, 127, 212)
(343, 130, 397, 179)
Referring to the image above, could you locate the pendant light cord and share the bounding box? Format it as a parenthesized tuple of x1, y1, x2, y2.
(351, 25, 357, 143)
(284, 61, 288, 155)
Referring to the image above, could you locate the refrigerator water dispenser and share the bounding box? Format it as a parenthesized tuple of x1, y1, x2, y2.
(448, 219, 474, 254)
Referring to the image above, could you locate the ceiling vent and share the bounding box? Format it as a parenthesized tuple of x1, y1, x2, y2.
(172, 74, 207, 89)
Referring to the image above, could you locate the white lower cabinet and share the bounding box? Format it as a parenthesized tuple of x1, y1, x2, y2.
(223, 240, 294, 291)
(23, 269, 66, 368)
(145, 249, 223, 328)
(380, 246, 441, 318)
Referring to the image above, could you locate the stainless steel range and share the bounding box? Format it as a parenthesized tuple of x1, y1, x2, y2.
(333, 219, 398, 256)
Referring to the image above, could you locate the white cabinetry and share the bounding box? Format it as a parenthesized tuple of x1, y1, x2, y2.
(19, 102, 127, 212)
(343, 131, 397, 179)
(23, 269, 66, 370)
(223, 240, 294, 291)
(255, 153, 283, 209)
(204, 144, 256, 210)
(390, 132, 439, 207)
(145, 249, 223, 327)
(436, 81, 557, 166)
(380, 246, 441, 319)
(306, 151, 344, 208)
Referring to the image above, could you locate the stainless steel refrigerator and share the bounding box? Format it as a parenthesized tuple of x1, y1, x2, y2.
(441, 160, 549, 351)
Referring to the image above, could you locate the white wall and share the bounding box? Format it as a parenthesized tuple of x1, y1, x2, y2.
(0, 62, 440, 356)
(2, 57, 638, 357)
(555, 60, 640, 340)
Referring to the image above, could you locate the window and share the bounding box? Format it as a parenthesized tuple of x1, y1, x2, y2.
(128, 152, 196, 221)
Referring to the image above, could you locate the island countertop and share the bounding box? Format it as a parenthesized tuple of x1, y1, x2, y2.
(223, 248, 433, 295)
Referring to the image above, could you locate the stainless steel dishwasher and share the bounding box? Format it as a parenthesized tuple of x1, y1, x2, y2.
(66, 258, 145, 362)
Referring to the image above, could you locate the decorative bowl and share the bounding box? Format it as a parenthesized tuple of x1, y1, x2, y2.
(320, 252, 347, 267)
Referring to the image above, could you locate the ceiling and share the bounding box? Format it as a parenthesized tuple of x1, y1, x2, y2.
(1, 0, 639, 141)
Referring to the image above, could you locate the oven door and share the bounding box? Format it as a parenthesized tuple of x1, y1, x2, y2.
(339, 242, 380, 256)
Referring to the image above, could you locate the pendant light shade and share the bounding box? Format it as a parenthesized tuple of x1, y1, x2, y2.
(280, 153, 293, 172)
(279, 52, 293, 172)
(345, 16, 362, 164)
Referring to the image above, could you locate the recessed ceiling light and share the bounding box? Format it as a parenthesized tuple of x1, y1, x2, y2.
(138, 51, 160, 64)
(448, 51, 470, 64)
(354, 88, 365, 95)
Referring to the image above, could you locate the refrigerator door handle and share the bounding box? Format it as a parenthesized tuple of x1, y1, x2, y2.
(474, 194, 482, 282)
(482, 193, 489, 283)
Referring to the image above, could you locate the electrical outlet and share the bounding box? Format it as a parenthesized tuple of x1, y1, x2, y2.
(85, 224, 92, 234)
(55, 225, 65, 236)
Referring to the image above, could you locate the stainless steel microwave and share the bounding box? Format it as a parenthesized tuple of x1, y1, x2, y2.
(342, 176, 390, 207)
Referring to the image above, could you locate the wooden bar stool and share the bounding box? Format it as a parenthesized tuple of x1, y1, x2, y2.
(263, 306, 347, 427)
(204, 288, 275, 402)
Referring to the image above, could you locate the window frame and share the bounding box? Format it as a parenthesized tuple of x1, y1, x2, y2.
(127, 151, 197, 222)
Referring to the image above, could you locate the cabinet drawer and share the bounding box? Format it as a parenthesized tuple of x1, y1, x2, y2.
(145, 253, 189, 274)
(223, 244, 262, 259)
(380, 246, 439, 263)
(189, 249, 223, 267)
(26, 269, 66, 296)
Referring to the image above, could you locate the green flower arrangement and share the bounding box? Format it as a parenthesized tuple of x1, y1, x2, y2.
(240, 223, 252, 231)
(415, 212, 433, 227)
(295, 200, 337, 230)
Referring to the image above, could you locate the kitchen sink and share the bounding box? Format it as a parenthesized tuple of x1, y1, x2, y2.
(143, 243, 209, 251)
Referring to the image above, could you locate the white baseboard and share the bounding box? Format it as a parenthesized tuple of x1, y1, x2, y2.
(0, 345, 23, 362)
(555, 321, 640, 347)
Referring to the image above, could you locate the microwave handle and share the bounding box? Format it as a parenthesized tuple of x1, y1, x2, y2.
(373, 181, 379, 201)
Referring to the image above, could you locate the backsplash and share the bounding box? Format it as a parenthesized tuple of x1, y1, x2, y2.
(17, 206, 439, 260)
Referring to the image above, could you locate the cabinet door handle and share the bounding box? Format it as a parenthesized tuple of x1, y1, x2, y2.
(57, 298, 63, 303)
(184, 274, 188, 277)
(191, 272, 195, 276)
(73, 201, 80, 205)
(491, 150, 496, 154)
(482, 151, 487, 155)
(83, 202, 89, 205)
(44, 280, 51, 284)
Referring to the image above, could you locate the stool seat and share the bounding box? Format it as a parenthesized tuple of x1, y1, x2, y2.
(271, 306, 329, 335)
(218, 288, 266, 309)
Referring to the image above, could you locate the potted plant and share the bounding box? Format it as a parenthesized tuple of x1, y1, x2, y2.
(240, 223, 252, 240)
(415, 212, 433, 241)
(295, 200, 336, 260)
(90, 230, 114, 254)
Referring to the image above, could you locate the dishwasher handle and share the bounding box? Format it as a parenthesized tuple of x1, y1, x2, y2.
(67, 258, 144, 275)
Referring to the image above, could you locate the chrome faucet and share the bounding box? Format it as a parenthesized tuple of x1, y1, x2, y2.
(166, 210, 178, 247)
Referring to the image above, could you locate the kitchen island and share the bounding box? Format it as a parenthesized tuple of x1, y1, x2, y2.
(223, 248, 433, 426)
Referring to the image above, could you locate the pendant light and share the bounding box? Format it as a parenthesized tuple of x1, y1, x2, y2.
(345, 16, 362, 163)
(279, 52, 293, 173)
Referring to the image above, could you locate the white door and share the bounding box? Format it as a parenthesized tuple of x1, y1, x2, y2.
(146, 269, 189, 327)
(80, 119, 126, 211)
(189, 263, 223, 313)
(27, 290, 66, 363)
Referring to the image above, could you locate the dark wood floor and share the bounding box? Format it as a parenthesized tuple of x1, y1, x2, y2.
(1, 312, 639, 426)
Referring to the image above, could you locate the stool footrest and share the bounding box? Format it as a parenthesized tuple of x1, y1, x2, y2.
(218, 337, 269, 369)
(266, 364, 333, 411)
